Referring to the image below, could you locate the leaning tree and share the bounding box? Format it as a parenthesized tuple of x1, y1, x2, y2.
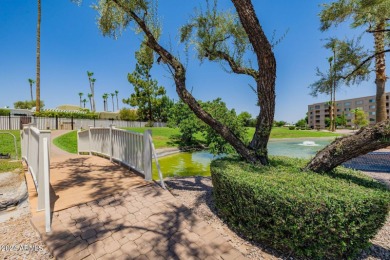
(88, 0, 276, 165)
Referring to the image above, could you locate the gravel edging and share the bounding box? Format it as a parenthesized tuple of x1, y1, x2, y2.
(0, 214, 53, 260)
(165, 176, 390, 260)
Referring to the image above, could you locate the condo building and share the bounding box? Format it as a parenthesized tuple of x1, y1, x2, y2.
(308, 93, 390, 129)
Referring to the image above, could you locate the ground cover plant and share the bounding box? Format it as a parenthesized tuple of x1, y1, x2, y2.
(0, 160, 22, 173)
(211, 157, 390, 259)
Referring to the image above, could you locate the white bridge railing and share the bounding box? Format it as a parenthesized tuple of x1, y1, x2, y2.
(21, 124, 51, 233)
(77, 126, 165, 187)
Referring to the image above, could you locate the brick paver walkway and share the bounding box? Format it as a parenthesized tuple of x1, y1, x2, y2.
(28, 131, 245, 260)
(33, 184, 244, 260)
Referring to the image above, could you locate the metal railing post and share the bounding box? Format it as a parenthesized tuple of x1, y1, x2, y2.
(143, 130, 152, 181)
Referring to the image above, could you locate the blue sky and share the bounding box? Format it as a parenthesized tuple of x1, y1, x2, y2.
(0, 0, 386, 123)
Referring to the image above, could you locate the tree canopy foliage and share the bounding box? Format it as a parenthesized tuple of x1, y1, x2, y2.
(319, 0, 390, 122)
(168, 98, 248, 154)
(123, 41, 166, 123)
(14, 100, 44, 110)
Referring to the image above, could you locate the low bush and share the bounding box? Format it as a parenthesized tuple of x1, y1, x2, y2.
(34, 110, 98, 119)
(0, 108, 10, 116)
(288, 126, 295, 130)
(211, 157, 390, 259)
(119, 108, 138, 121)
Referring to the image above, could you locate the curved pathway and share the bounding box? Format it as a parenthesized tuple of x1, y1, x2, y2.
(27, 130, 245, 259)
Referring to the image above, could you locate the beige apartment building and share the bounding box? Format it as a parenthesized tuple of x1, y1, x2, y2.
(308, 93, 390, 129)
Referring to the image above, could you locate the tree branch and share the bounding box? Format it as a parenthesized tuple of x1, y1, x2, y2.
(205, 48, 259, 79)
(367, 29, 390, 33)
(342, 49, 390, 80)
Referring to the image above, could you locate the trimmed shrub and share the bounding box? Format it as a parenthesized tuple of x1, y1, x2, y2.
(211, 157, 390, 259)
(119, 108, 138, 121)
(34, 110, 98, 119)
(0, 109, 10, 116)
(288, 126, 295, 130)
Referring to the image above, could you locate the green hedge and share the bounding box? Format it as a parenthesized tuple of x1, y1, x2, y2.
(34, 110, 98, 119)
(211, 157, 390, 259)
(0, 109, 10, 116)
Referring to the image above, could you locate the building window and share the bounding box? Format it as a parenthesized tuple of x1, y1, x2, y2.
(347, 119, 351, 122)
(345, 102, 351, 106)
(344, 108, 351, 111)
(356, 100, 364, 105)
(369, 118, 375, 122)
(369, 112, 376, 115)
(369, 99, 375, 103)
(346, 113, 351, 117)
(310, 116, 313, 119)
(369, 105, 375, 109)
(309, 107, 314, 110)
(337, 103, 341, 106)
(337, 109, 340, 112)
(315, 105, 320, 109)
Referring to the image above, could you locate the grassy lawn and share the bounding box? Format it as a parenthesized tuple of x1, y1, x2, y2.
(262, 127, 340, 139)
(0, 160, 22, 173)
(53, 127, 342, 153)
(53, 130, 78, 154)
(0, 130, 22, 173)
(0, 130, 21, 159)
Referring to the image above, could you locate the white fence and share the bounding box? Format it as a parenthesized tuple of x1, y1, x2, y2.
(0, 115, 166, 130)
(78, 126, 165, 187)
(21, 124, 51, 232)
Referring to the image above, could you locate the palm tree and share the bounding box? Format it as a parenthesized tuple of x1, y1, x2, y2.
(320, 0, 390, 122)
(115, 90, 119, 110)
(28, 79, 35, 101)
(82, 98, 88, 108)
(87, 93, 93, 111)
(36, 0, 41, 112)
(102, 93, 109, 111)
(87, 71, 96, 112)
(110, 93, 115, 112)
(78, 92, 84, 107)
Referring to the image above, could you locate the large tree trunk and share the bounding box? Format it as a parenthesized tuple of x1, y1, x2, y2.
(231, 0, 276, 165)
(374, 21, 387, 122)
(30, 84, 34, 102)
(36, 0, 41, 112)
(305, 120, 390, 172)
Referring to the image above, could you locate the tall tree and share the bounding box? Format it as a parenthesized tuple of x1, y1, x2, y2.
(320, 0, 390, 122)
(102, 93, 109, 111)
(110, 93, 115, 111)
(36, 0, 41, 112)
(28, 79, 35, 102)
(115, 90, 119, 110)
(310, 37, 370, 131)
(123, 41, 166, 123)
(87, 71, 96, 112)
(78, 92, 84, 107)
(87, 93, 93, 111)
(93, 0, 277, 165)
(82, 98, 88, 108)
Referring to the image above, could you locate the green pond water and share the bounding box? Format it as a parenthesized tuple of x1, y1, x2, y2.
(152, 138, 333, 179)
